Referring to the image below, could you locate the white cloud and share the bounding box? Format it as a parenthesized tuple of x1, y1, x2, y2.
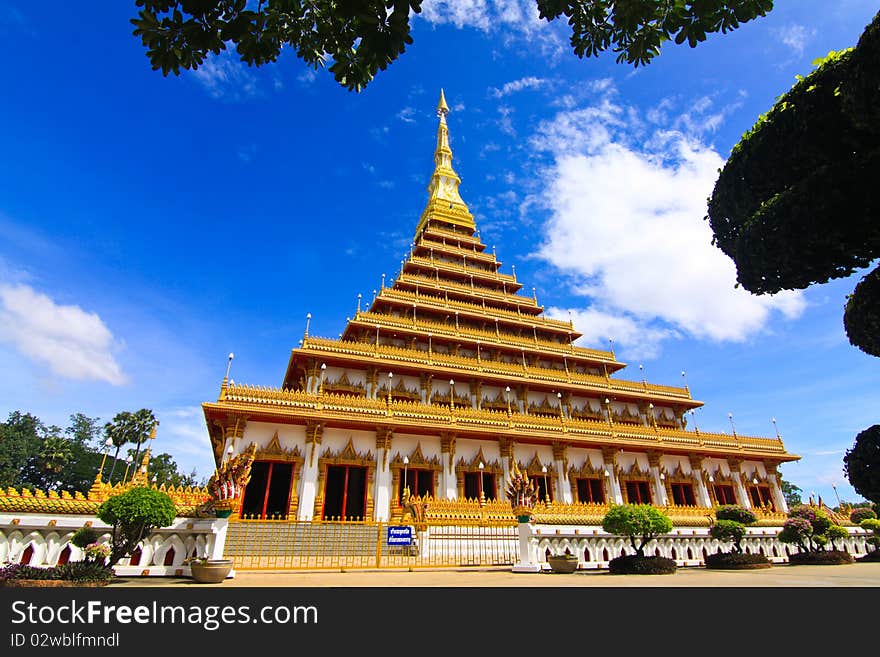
(397, 107, 417, 123)
(531, 85, 806, 358)
(419, 0, 565, 57)
(156, 406, 215, 478)
(0, 283, 127, 385)
(774, 24, 817, 56)
(420, 0, 492, 31)
(489, 76, 548, 98)
(192, 51, 258, 100)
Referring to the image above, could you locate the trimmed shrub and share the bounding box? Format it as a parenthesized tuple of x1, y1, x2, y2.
(709, 519, 747, 551)
(609, 555, 676, 575)
(850, 507, 877, 524)
(789, 550, 854, 565)
(601, 504, 673, 557)
(97, 487, 177, 565)
(715, 505, 757, 525)
(705, 552, 772, 569)
(70, 527, 100, 550)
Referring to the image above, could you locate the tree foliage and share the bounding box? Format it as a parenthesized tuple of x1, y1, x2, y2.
(0, 410, 197, 494)
(103, 409, 157, 484)
(778, 504, 846, 553)
(710, 505, 757, 553)
(97, 487, 177, 565)
(131, 0, 774, 92)
(601, 503, 672, 556)
(779, 476, 802, 508)
(707, 11, 880, 357)
(844, 425, 880, 504)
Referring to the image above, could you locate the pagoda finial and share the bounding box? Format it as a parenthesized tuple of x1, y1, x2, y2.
(415, 89, 475, 237)
(437, 89, 449, 116)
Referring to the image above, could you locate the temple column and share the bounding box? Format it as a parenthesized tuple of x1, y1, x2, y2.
(471, 379, 481, 409)
(214, 414, 247, 461)
(764, 461, 789, 513)
(374, 426, 394, 521)
(688, 454, 712, 507)
(499, 438, 513, 497)
(516, 385, 527, 414)
(553, 442, 572, 503)
(647, 451, 669, 506)
(601, 447, 623, 504)
(728, 459, 752, 509)
(297, 421, 323, 520)
(440, 432, 457, 499)
(366, 367, 378, 399)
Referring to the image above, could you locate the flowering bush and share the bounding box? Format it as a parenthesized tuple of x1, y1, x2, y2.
(778, 517, 813, 551)
(84, 542, 111, 562)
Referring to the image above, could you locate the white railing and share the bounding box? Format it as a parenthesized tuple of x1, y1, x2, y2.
(0, 513, 230, 577)
(512, 522, 872, 572)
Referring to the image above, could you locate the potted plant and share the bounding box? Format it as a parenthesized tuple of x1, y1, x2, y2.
(186, 557, 234, 584)
(601, 504, 676, 574)
(546, 552, 579, 574)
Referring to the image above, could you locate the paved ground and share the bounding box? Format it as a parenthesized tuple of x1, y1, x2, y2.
(112, 561, 880, 587)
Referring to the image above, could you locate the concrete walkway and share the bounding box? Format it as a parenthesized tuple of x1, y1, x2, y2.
(112, 561, 880, 587)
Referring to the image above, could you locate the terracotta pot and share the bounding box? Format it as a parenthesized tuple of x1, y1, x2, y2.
(190, 560, 233, 584)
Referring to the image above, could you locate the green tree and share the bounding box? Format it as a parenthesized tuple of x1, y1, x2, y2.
(37, 432, 73, 478)
(131, 0, 774, 92)
(844, 425, 880, 504)
(779, 476, 803, 508)
(601, 504, 672, 557)
(97, 487, 177, 565)
(0, 412, 42, 489)
(103, 409, 157, 484)
(707, 12, 880, 357)
(709, 505, 757, 553)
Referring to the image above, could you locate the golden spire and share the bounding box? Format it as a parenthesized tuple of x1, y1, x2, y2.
(415, 90, 475, 237)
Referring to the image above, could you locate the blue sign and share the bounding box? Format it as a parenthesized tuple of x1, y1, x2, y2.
(387, 525, 414, 546)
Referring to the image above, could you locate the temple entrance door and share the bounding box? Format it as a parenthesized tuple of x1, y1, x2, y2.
(322, 465, 367, 520)
(240, 461, 294, 519)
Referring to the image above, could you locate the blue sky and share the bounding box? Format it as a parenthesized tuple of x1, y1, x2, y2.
(0, 1, 877, 505)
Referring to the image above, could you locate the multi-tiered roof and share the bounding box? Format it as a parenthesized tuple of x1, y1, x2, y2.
(207, 91, 795, 467)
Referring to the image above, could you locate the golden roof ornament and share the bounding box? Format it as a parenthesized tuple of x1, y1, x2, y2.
(415, 89, 475, 237)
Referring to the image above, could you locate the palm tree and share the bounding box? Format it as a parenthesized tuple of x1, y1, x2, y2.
(37, 434, 72, 477)
(103, 409, 156, 484)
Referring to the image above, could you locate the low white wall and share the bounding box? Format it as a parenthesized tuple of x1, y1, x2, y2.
(0, 513, 229, 577)
(512, 522, 872, 572)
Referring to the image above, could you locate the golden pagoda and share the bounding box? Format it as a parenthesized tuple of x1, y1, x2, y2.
(202, 91, 798, 525)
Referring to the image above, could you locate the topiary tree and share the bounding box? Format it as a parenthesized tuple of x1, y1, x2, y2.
(850, 507, 877, 524)
(97, 487, 177, 565)
(844, 425, 880, 504)
(601, 504, 672, 557)
(707, 11, 880, 357)
(709, 505, 758, 553)
(826, 525, 849, 551)
(778, 516, 813, 552)
(779, 504, 848, 553)
(861, 518, 880, 553)
(70, 527, 100, 551)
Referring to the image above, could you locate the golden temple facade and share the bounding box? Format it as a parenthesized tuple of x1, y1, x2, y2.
(202, 91, 798, 524)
